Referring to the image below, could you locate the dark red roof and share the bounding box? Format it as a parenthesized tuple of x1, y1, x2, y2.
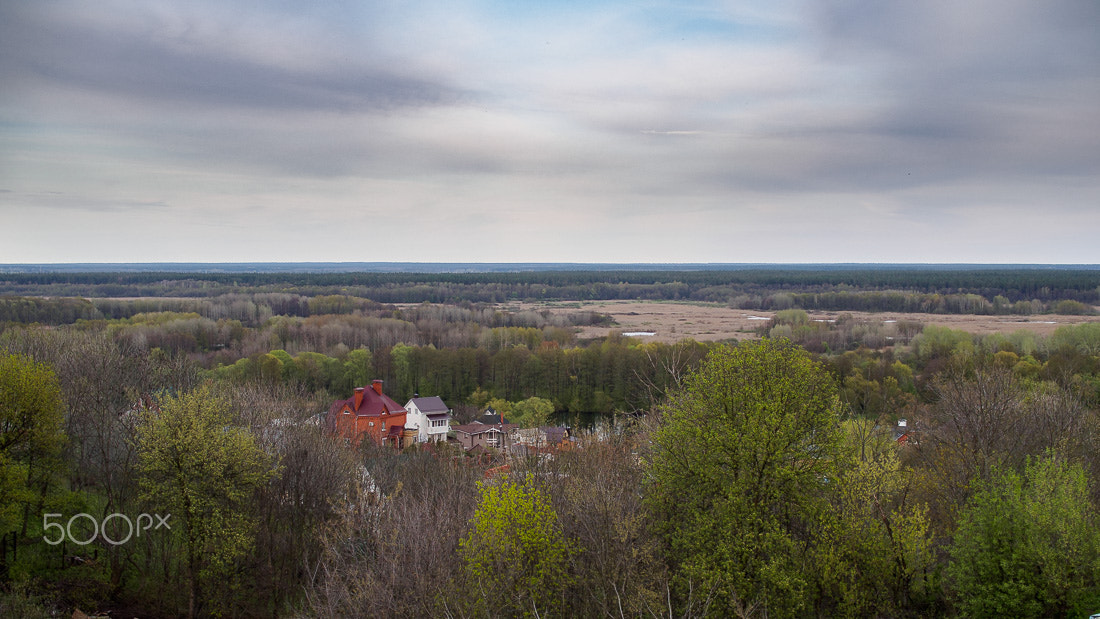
(331, 385, 407, 418)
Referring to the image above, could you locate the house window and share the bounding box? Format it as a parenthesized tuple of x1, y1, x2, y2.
(369, 422, 374, 427)
(382, 421, 386, 430)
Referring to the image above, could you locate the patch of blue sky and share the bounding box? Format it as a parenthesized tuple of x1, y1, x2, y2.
(480, 0, 793, 46)
(648, 13, 789, 45)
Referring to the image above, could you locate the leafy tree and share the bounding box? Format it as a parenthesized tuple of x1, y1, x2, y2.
(258, 352, 284, 383)
(0, 353, 65, 467)
(510, 396, 555, 428)
(912, 364, 1089, 532)
(914, 326, 975, 363)
(459, 477, 574, 617)
(337, 347, 373, 393)
(1048, 322, 1100, 355)
(485, 397, 513, 419)
(815, 450, 935, 616)
(0, 353, 65, 537)
(468, 386, 491, 410)
(391, 343, 415, 399)
(646, 339, 843, 617)
(134, 384, 272, 618)
(947, 455, 1100, 618)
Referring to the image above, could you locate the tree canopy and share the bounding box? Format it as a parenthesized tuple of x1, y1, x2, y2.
(646, 339, 844, 617)
(0, 353, 65, 536)
(135, 384, 272, 618)
(459, 477, 573, 616)
(947, 455, 1100, 618)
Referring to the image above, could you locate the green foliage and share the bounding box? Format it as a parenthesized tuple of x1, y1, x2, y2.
(840, 373, 913, 419)
(1052, 299, 1092, 315)
(646, 339, 844, 617)
(468, 386, 491, 409)
(6, 267, 1098, 313)
(947, 455, 1100, 618)
(0, 579, 53, 618)
(485, 397, 513, 418)
(1048, 322, 1100, 356)
(0, 296, 101, 326)
(773, 308, 809, 325)
(338, 347, 373, 393)
(0, 353, 65, 535)
(459, 477, 574, 616)
(914, 326, 975, 362)
(0, 453, 31, 535)
(135, 384, 273, 616)
(0, 353, 65, 462)
(509, 396, 555, 428)
(390, 342, 415, 397)
(816, 451, 936, 616)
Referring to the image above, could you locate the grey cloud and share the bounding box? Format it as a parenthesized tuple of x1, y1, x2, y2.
(805, 0, 1100, 176)
(0, 4, 466, 113)
(1, 0, 1097, 264)
(1, 190, 169, 213)
(643, 1, 1100, 197)
(813, 1, 1100, 73)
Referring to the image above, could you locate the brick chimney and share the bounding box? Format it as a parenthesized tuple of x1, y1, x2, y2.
(372, 379, 384, 396)
(353, 387, 365, 411)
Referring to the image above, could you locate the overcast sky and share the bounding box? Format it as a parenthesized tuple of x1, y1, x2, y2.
(2, 1, 1098, 264)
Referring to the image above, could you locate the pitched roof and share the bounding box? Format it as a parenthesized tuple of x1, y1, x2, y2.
(408, 396, 449, 414)
(474, 411, 511, 425)
(331, 385, 406, 419)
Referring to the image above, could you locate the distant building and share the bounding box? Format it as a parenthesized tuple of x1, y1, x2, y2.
(514, 426, 573, 452)
(328, 380, 407, 447)
(894, 418, 917, 446)
(452, 420, 518, 452)
(474, 407, 510, 426)
(404, 395, 452, 443)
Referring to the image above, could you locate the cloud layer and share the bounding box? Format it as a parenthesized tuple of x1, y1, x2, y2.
(2, 0, 1097, 263)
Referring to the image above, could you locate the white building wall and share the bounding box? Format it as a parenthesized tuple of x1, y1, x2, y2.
(404, 398, 452, 443)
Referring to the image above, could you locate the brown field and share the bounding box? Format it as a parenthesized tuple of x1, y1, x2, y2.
(509, 301, 1100, 344)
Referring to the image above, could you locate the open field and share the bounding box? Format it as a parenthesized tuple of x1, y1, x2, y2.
(511, 301, 1100, 344)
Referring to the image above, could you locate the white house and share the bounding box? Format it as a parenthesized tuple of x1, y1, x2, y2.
(403, 396, 452, 443)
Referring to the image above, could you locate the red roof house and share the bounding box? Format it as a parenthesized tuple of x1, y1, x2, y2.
(328, 380, 408, 447)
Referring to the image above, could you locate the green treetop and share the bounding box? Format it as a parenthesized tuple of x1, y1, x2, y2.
(646, 339, 844, 617)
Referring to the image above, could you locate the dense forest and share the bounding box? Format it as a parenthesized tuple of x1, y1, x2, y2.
(1, 268, 1099, 617)
(2, 267, 1099, 310)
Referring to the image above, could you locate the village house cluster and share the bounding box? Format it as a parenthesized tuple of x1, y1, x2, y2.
(327, 380, 573, 455)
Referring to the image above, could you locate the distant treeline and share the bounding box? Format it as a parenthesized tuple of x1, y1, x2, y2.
(0, 294, 614, 329)
(1, 268, 1098, 312)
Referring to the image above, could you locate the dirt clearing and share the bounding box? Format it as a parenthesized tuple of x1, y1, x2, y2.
(509, 301, 1100, 344)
